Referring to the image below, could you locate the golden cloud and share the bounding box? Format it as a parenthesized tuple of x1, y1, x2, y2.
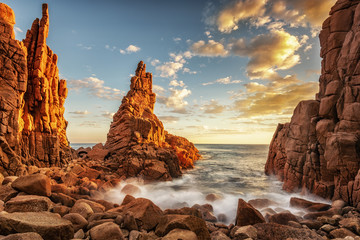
(203, 100, 226, 114)
(216, 0, 266, 33)
(191, 40, 228, 57)
(231, 29, 301, 80)
(233, 79, 318, 117)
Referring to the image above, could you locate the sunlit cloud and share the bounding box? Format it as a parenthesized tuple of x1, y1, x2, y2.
(233, 79, 318, 117)
(216, 0, 266, 33)
(120, 45, 141, 54)
(68, 77, 124, 101)
(158, 116, 180, 124)
(169, 80, 185, 87)
(101, 112, 115, 119)
(203, 100, 226, 114)
(191, 40, 228, 57)
(203, 76, 242, 86)
(69, 110, 90, 115)
(156, 51, 193, 78)
(158, 87, 192, 114)
(231, 29, 301, 80)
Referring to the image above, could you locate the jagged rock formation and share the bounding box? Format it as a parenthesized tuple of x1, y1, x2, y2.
(0, 3, 73, 176)
(87, 61, 200, 181)
(265, 0, 360, 206)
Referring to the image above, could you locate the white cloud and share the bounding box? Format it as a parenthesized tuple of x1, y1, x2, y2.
(183, 68, 197, 75)
(158, 87, 192, 114)
(304, 44, 312, 52)
(191, 40, 228, 57)
(169, 80, 185, 87)
(205, 31, 213, 38)
(101, 112, 115, 119)
(77, 43, 93, 50)
(14, 26, 23, 34)
(151, 59, 160, 66)
(156, 51, 193, 78)
(68, 77, 124, 101)
(173, 37, 182, 42)
(203, 100, 226, 114)
(153, 85, 166, 94)
(120, 45, 141, 54)
(203, 76, 242, 86)
(70, 110, 90, 115)
(105, 45, 117, 51)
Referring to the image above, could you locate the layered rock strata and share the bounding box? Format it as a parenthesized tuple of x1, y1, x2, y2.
(265, 0, 360, 206)
(0, 3, 73, 176)
(87, 61, 200, 181)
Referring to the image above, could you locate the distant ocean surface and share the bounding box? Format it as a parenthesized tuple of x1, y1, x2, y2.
(71, 143, 329, 223)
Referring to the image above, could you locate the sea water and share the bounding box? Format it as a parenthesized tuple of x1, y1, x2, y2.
(72, 143, 330, 224)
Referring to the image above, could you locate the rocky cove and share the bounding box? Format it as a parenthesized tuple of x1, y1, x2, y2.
(1, 0, 360, 240)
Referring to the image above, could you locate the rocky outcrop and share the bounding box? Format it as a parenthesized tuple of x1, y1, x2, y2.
(265, 0, 360, 206)
(0, 3, 73, 176)
(86, 61, 200, 181)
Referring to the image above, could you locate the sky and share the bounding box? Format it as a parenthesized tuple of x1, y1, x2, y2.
(3, 0, 336, 144)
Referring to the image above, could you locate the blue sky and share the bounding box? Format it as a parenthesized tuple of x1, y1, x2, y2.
(4, 0, 336, 144)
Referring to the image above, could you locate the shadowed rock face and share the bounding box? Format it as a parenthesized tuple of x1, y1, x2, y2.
(265, 0, 360, 206)
(101, 61, 200, 181)
(0, 3, 73, 175)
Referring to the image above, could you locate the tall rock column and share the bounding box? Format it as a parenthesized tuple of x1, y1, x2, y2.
(21, 4, 72, 167)
(98, 61, 200, 181)
(265, 0, 360, 206)
(0, 3, 28, 175)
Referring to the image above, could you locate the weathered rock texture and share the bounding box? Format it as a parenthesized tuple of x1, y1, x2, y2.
(96, 61, 200, 181)
(0, 3, 73, 176)
(265, 0, 360, 206)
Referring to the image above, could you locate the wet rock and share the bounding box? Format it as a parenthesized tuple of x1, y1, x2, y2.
(339, 217, 360, 234)
(232, 225, 257, 239)
(52, 205, 70, 216)
(70, 201, 94, 219)
(235, 198, 265, 226)
(89, 222, 124, 240)
(1, 232, 44, 240)
(109, 197, 163, 231)
(248, 198, 277, 209)
(300, 219, 323, 230)
(0, 211, 73, 240)
(12, 174, 51, 196)
(63, 213, 88, 232)
(120, 184, 141, 195)
(268, 212, 299, 226)
(164, 207, 202, 218)
(205, 193, 223, 202)
(329, 227, 358, 238)
(4, 195, 53, 212)
(50, 193, 75, 207)
(155, 214, 210, 240)
(254, 222, 323, 240)
(163, 228, 198, 240)
(73, 229, 85, 239)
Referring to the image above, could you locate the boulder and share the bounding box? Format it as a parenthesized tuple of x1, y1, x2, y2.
(248, 198, 277, 209)
(70, 201, 94, 219)
(89, 222, 124, 240)
(4, 195, 53, 212)
(109, 197, 163, 231)
(63, 213, 88, 232)
(1, 232, 44, 240)
(155, 214, 210, 240)
(162, 228, 198, 240)
(235, 198, 265, 226)
(254, 223, 323, 240)
(11, 174, 51, 197)
(232, 225, 258, 239)
(0, 211, 73, 240)
(268, 212, 299, 225)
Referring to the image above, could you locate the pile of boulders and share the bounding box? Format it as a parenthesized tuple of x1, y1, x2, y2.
(1, 168, 360, 240)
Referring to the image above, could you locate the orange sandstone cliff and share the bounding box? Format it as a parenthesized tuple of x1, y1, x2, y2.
(0, 3, 73, 176)
(265, 0, 360, 206)
(86, 61, 200, 181)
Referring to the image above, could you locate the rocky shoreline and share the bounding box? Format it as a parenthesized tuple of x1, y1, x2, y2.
(0, 165, 359, 240)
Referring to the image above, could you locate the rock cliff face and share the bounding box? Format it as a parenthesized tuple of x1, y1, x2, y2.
(92, 61, 200, 181)
(265, 0, 360, 206)
(0, 3, 73, 176)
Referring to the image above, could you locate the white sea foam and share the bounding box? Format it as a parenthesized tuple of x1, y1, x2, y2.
(103, 145, 331, 224)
